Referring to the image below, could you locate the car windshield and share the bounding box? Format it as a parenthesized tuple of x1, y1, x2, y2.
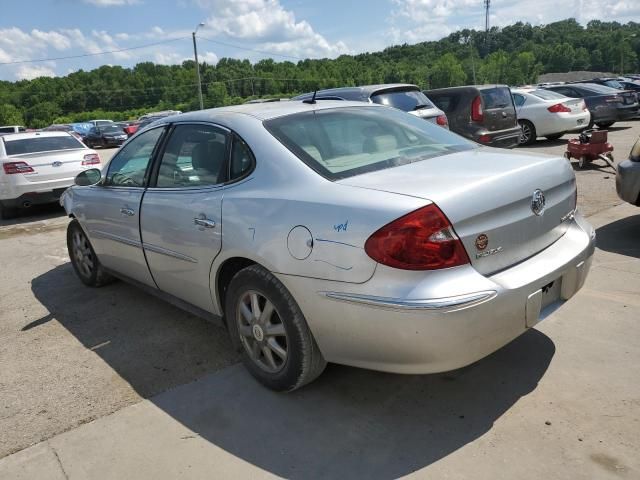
(370, 89, 434, 112)
(264, 106, 476, 180)
(602, 80, 624, 89)
(480, 87, 513, 109)
(3, 135, 84, 156)
(101, 125, 124, 134)
(529, 89, 567, 100)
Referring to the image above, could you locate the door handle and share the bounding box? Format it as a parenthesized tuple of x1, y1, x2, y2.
(120, 207, 135, 217)
(194, 214, 216, 229)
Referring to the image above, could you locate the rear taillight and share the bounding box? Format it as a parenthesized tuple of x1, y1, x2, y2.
(3, 161, 34, 174)
(478, 134, 491, 143)
(82, 154, 100, 166)
(547, 103, 572, 113)
(604, 95, 621, 103)
(436, 114, 448, 126)
(471, 96, 483, 122)
(364, 204, 470, 270)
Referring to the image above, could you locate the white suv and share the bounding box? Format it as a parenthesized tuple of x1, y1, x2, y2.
(0, 131, 101, 219)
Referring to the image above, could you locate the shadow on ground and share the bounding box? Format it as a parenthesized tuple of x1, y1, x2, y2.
(596, 214, 640, 259)
(0, 203, 66, 227)
(32, 263, 555, 479)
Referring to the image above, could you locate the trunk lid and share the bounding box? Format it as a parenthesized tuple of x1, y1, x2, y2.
(339, 148, 577, 275)
(479, 86, 518, 132)
(563, 98, 585, 113)
(7, 149, 94, 182)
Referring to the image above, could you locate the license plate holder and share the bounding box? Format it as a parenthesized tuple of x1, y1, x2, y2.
(526, 278, 563, 328)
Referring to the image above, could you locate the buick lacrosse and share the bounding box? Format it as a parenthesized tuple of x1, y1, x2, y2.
(61, 101, 595, 391)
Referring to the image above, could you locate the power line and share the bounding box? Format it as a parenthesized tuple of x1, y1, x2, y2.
(198, 36, 304, 61)
(0, 37, 189, 66)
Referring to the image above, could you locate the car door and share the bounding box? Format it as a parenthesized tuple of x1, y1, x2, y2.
(140, 123, 232, 312)
(81, 126, 166, 287)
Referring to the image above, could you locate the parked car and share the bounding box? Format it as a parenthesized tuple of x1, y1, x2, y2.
(292, 84, 449, 128)
(542, 83, 638, 129)
(61, 101, 594, 391)
(87, 119, 114, 128)
(616, 135, 640, 207)
(83, 124, 128, 148)
(425, 85, 521, 148)
(0, 131, 100, 219)
(572, 77, 627, 90)
(511, 88, 591, 145)
(138, 110, 181, 121)
(123, 122, 141, 137)
(0, 125, 26, 135)
(43, 123, 86, 143)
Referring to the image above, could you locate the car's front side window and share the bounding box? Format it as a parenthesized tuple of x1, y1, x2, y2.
(155, 124, 229, 188)
(105, 127, 164, 187)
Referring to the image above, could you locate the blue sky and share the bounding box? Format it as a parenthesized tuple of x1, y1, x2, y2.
(1, 0, 638, 81)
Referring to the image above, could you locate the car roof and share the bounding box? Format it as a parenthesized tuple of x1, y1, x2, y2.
(1, 131, 74, 141)
(151, 100, 384, 123)
(293, 84, 419, 99)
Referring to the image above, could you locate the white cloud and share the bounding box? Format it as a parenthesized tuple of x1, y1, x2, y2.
(81, 0, 141, 6)
(194, 0, 349, 58)
(200, 51, 219, 64)
(15, 64, 56, 80)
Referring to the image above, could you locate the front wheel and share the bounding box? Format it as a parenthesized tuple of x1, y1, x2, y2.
(596, 122, 614, 129)
(518, 120, 536, 145)
(225, 264, 326, 391)
(67, 219, 115, 287)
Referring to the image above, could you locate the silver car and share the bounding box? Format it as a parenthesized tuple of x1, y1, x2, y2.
(616, 136, 640, 206)
(61, 101, 595, 391)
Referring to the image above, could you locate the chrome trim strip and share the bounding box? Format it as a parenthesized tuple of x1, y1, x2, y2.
(91, 230, 141, 248)
(143, 243, 198, 263)
(320, 290, 497, 311)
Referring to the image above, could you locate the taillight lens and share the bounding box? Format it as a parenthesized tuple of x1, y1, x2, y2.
(436, 114, 448, 126)
(478, 134, 491, 143)
(604, 95, 621, 103)
(82, 154, 100, 166)
(547, 103, 572, 113)
(3, 161, 34, 174)
(364, 204, 470, 270)
(471, 96, 483, 122)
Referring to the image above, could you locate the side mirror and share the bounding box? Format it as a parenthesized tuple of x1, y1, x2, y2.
(75, 168, 102, 186)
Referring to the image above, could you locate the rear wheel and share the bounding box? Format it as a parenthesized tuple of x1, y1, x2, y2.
(0, 202, 18, 220)
(225, 264, 326, 391)
(518, 120, 536, 145)
(545, 133, 564, 141)
(67, 219, 115, 287)
(596, 122, 614, 129)
(578, 155, 588, 169)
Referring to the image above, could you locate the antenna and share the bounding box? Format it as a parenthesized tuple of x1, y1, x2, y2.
(302, 90, 318, 105)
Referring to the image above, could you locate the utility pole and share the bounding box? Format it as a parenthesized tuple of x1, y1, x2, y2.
(484, 0, 490, 46)
(192, 22, 205, 110)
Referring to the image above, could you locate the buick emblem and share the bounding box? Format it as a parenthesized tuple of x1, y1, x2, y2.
(52, 161, 62, 167)
(475, 234, 489, 251)
(531, 189, 546, 216)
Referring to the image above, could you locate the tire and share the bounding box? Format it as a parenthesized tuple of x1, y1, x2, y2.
(596, 122, 614, 129)
(225, 264, 326, 391)
(67, 219, 115, 287)
(518, 120, 536, 145)
(545, 133, 564, 141)
(578, 155, 588, 169)
(0, 202, 19, 220)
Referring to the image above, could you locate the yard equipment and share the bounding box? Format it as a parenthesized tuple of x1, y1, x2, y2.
(564, 129, 615, 169)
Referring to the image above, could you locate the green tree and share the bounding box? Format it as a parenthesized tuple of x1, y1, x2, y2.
(546, 43, 575, 72)
(479, 50, 509, 83)
(0, 104, 24, 125)
(429, 53, 466, 89)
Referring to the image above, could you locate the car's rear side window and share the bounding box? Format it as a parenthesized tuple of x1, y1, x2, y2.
(264, 106, 476, 181)
(480, 87, 514, 110)
(3, 135, 84, 156)
(370, 89, 433, 112)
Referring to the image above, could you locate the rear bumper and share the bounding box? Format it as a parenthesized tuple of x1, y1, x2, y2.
(0, 177, 75, 203)
(1, 189, 68, 208)
(616, 159, 640, 206)
(276, 213, 595, 374)
(617, 105, 639, 121)
(534, 112, 590, 136)
(474, 127, 521, 149)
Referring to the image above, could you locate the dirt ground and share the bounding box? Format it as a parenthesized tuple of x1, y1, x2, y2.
(0, 121, 638, 461)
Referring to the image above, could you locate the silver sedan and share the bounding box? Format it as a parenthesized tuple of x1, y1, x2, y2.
(61, 101, 595, 391)
(616, 136, 640, 206)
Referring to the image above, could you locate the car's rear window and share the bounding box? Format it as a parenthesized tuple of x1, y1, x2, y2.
(480, 87, 514, 109)
(529, 89, 567, 100)
(578, 83, 620, 94)
(4, 135, 84, 156)
(370, 89, 434, 112)
(264, 106, 476, 180)
(101, 125, 124, 134)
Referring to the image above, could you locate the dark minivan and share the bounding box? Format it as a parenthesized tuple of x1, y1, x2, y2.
(424, 85, 521, 148)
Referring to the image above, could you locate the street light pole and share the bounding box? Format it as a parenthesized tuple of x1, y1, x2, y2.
(192, 22, 205, 110)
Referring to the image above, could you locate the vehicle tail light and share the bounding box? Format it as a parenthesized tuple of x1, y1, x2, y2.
(364, 204, 470, 270)
(3, 161, 34, 174)
(478, 134, 491, 143)
(581, 100, 588, 111)
(82, 154, 100, 166)
(547, 103, 572, 113)
(471, 96, 483, 122)
(604, 95, 621, 103)
(436, 114, 448, 126)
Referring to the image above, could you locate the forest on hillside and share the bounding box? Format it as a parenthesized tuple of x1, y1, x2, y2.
(1, 18, 639, 128)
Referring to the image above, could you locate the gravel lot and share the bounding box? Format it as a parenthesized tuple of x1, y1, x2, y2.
(0, 121, 638, 465)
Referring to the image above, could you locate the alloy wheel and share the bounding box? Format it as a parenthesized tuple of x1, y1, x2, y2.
(519, 123, 532, 144)
(236, 290, 288, 373)
(71, 229, 95, 278)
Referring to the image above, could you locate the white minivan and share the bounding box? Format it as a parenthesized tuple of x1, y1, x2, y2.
(0, 131, 101, 219)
